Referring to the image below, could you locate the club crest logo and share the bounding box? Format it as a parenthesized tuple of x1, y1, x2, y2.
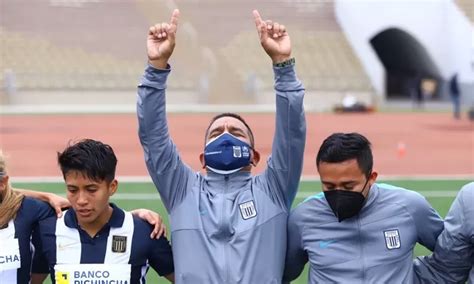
(233, 146, 250, 158)
(112, 235, 127, 253)
(233, 146, 242, 158)
(384, 229, 401, 250)
(239, 200, 257, 220)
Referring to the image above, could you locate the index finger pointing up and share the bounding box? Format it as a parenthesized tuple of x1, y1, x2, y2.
(170, 9, 180, 27)
(253, 10, 263, 28)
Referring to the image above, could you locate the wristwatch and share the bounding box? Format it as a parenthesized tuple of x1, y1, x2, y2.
(273, 57, 295, 68)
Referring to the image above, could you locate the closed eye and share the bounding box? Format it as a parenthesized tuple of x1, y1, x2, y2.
(67, 187, 78, 193)
(208, 127, 224, 139)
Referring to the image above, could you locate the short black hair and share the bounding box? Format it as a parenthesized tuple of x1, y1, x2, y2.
(57, 139, 117, 183)
(316, 132, 373, 177)
(205, 113, 255, 147)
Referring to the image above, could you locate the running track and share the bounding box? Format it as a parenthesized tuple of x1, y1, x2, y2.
(1, 113, 473, 178)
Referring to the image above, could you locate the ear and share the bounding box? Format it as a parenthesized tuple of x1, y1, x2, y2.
(199, 152, 206, 168)
(251, 149, 261, 167)
(0, 175, 9, 188)
(109, 179, 118, 196)
(0, 175, 8, 197)
(369, 171, 378, 184)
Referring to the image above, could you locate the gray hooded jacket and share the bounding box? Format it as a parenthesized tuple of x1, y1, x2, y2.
(284, 183, 443, 283)
(414, 182, 474, 283)
(137, 63, 305, 283)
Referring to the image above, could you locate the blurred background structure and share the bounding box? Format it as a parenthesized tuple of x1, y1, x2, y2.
(0, 0, 473, 112)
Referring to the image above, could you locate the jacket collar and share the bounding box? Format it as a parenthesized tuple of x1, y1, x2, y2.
(64, 203, 125, 229)
(204, 171, 252, 194)
(361, 183, 379, 212)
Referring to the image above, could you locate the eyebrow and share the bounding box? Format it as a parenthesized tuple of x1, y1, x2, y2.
(208, 125, 225, 138)
(322, 181, 358, 186)
(66, 184, 99, 189)
(227, 125, 246, 135)
(208, 125, 247, 137)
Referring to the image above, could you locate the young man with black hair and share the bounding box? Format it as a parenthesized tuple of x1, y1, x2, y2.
(137, 9, 306, 283)
(283, 132, 444, 283)
(0, 148, 167, 284)
(36, 139, 174, 283)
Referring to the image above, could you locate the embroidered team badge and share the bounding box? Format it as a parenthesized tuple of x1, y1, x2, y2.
(384, 229, 401, 250)
(233, 146, 250, 158)
(111, 235, 127, 253)
(233, 146, 242, 158)
(239, 200, 257, 220)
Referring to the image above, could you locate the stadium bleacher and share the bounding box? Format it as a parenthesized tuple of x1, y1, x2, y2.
(0, 0, 374, 106)
(4, 0, 467, 107)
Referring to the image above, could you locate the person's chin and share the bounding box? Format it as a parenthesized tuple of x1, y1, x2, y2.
(76, 209, 94, 221)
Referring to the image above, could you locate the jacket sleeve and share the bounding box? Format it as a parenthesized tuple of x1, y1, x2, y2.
(31, 228, 50, 274)
(137, 65, 195, 212)
(410, 192, 444, 251)
(144, 224, 175, 277)
(414, 183, 474, 283)
(257, 63, 306, 210)
(283, 209, 308, 282)
(30, 199, 56, 273)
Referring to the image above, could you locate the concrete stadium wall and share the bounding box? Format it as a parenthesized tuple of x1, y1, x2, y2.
(335, 0, 474, 101)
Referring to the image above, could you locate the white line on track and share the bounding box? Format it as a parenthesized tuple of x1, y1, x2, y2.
(38, 190, 459, 200)
(12, 175, 474, 183)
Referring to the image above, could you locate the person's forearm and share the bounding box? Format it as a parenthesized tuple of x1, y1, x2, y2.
(31, 273, 48, 284)
(137, 65, 174, 174)
(268, 64, 306, 206)
(15, 188, 70, 216)
(15, 188, 50, 202)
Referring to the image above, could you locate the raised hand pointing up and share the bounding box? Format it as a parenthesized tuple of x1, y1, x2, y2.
(147, 9, 180, 69)
(253, 10, 292, 64)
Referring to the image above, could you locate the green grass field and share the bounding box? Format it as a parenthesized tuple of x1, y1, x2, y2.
(15, 179, 469, 283)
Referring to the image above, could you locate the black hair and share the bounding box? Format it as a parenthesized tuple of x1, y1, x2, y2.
(205, 113, 255, 147)
(57, 139, 117, 183)
(316, 132, 373, 177)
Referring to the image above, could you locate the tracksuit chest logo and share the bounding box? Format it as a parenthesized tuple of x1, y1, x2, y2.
(111, 235, 127, 253)
(239, 200, 257, 220)
(384, 229, 401, 250)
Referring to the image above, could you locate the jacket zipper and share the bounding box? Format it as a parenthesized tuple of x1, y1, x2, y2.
(223, 175, 229, 283)
(357, 216, 366, 282)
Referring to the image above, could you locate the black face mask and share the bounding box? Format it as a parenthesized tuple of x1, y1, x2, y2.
(324, 177, 370, 222)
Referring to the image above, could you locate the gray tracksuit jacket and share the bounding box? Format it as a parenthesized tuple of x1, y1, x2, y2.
(137, 64, 305, 283)
(414, 182, 474, 284)
(283, 183, 444, 283)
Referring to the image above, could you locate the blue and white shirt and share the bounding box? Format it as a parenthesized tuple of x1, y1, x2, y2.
(38, 203, 174, 284)
(0, 197, 55, 284)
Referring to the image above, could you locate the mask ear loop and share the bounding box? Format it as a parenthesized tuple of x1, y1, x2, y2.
(358, 171, 372, 196)
(249, 147, 257, 167)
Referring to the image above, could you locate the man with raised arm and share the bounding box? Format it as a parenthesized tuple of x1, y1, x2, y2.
(137, 9, 306, 283)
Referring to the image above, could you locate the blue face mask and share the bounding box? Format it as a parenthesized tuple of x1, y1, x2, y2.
(204, 132, 252, 175)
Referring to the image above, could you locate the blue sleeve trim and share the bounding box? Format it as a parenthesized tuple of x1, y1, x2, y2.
(303, 192, 325, 203)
